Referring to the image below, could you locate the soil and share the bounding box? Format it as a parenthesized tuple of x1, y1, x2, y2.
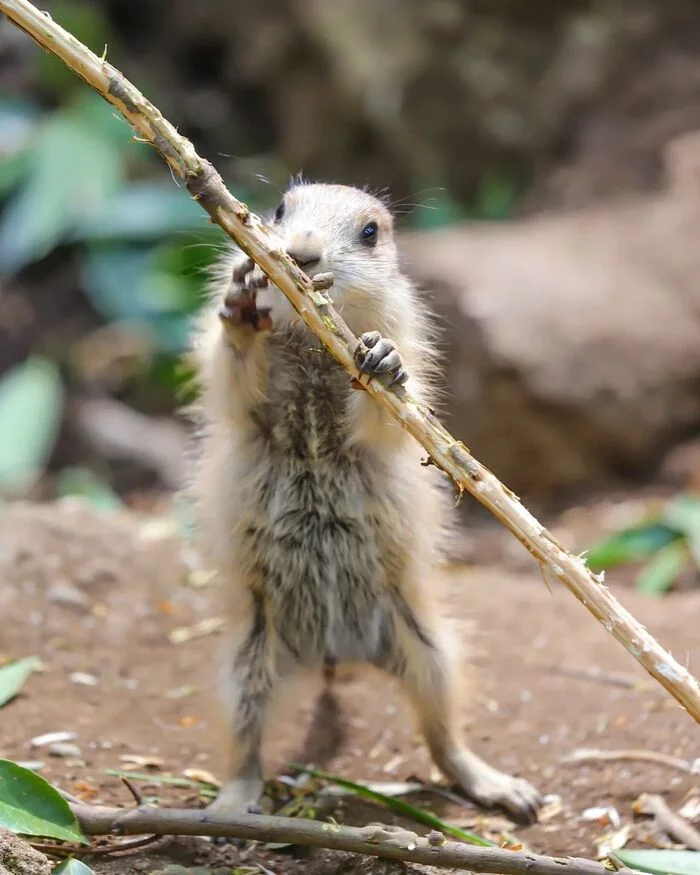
(0, 498, 698, 874)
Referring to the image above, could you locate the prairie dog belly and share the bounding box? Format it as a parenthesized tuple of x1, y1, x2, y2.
(239, 455, 396, 666)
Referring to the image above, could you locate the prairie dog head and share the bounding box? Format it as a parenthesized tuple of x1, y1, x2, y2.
(250, 181, 407, 330)
(274, 181, 397, 280)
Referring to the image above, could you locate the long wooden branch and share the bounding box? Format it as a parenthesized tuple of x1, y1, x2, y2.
(70, 802, 635, 875)
(2, 0, 700, 724)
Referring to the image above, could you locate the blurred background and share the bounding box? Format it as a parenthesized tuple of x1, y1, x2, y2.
(1, 0, 700, 592)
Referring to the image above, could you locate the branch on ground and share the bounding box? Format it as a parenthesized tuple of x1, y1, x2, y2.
(70, 802, 637, 875)
(1, 0, 699, 724)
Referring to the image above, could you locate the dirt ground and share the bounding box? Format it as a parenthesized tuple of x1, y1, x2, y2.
(0, 498, 698, 874)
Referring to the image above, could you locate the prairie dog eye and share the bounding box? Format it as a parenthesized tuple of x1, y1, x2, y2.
(274, 201, 286, 222)
(360, 221, 378, 247)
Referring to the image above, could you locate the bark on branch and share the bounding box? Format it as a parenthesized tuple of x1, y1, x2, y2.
(70, 802, 635, 875)
(1, 0, 700, 724)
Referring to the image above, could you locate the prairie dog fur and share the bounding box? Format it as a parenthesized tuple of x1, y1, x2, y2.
(188, 180, 542, 821)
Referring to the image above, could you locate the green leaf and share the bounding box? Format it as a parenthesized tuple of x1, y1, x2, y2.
(80, 244, 200, 354)
(586, 523, 679, 571)
(35, 0, 110, 98)
(0, 759, 87, 843)
(68, 92, 133, 147)
(408, 189, 463, 231)
(663, 493, 700, 568)
(71, 182, 212, 242)
(55, 467, 122, 513)
(473, 173, 518, 221)
(636, 540, 689, 595)
(53, 858, 95, 874)
(290, 764, 493, 846)
(0, 357, 63, 495)
(0, 101, 38, 197)
(104, 769, 217, 797)
(0, 151, 30, 200)
(612, 848, 700, 875)
(0, 656, 41, 708)
(0, 107, 123, 275)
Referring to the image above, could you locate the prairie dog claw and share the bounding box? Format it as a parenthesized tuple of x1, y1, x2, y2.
(355, 331, 409, 387)
(219, 260, 272, 333)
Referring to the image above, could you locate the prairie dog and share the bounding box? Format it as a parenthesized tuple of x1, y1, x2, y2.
(188, 180, 543, 821)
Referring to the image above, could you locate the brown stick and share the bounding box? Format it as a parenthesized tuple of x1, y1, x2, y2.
(2, 0, 700, 724)
(634, 793, 700, 851)
(69, 802, 634, 875)
(561, 748, 698, 775)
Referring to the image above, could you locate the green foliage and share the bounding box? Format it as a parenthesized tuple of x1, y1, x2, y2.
(0, 95, 126, 275)
(406, 172, 520, 231)
(0, 66, 229, 497)
(472, 171, 519, 220)
(0, 656, 40, 708)
(290, 764, 494, 846)
(612, 849, 700, 875)
(586, 493, 700, 595)
(635, 540, 689, 596)
(0, 63, 249, 457)
(79, 239, 206, 354)
(0, 358, 64, 496)
(70, 181, 213, 242)
(55, 467, 122, 512)
(34, 0, 110, 98)
(53, 859, 96, 874)
(0, 759, 87, 844)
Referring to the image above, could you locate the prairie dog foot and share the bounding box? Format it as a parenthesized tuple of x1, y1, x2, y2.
(207, 777, 264, 815)
(355, 331, 408, 387)
(218, 258, 272, 337)
(449, 749, 543, 823)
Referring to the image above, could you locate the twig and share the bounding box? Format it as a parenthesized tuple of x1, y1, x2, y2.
(561, 748, 698, 775)
(121, 776, 144, 806)
(529, 662, 657, 691)
(30, 834, 164, 858)
(2, 0, 700, 725)
(634, 793, 700, 851)
(69, 802, 635, 875)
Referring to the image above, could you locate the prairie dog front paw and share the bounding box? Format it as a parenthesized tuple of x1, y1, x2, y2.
(218, 258, 272, 340)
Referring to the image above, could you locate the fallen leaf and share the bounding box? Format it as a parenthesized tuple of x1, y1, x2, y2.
(613, 848, 700, 875)
(0, 655, 41, 707)
(679, 793, 700, 822)
(583, 806, 621, 828)
(49, 742, 82, 758)
(165, 686, 196, 700)
(187, 568, 218, 588)
(169, 618, 224, 644)
(30, 731, 77, 748)
(119, 754, 165, 770)
(137, 517, 179, 541)
(538, 796, 564, 822)
(183, 768, 221, 788)
(68, 672, 99, 687)
(596, 824, 631, 858)
(71, 780, 100, 801)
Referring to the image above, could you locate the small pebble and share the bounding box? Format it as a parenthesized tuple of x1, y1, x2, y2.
(15, 760, 45, 771)
(48, 742, 82, 758)
(30, 731, 76, 748)
(69, 672, 98, 686)
(47, 581, 87, 608)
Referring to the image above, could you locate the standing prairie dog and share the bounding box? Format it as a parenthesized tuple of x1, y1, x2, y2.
(188, 180, 543, 821)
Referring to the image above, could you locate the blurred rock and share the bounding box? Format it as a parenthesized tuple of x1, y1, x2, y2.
(0, 828, 51, 875)
(77, 0, 700, 207)
(401, 132, 700, 506)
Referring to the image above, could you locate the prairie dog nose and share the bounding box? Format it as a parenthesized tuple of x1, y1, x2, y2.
(285, 230, 323, 268)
